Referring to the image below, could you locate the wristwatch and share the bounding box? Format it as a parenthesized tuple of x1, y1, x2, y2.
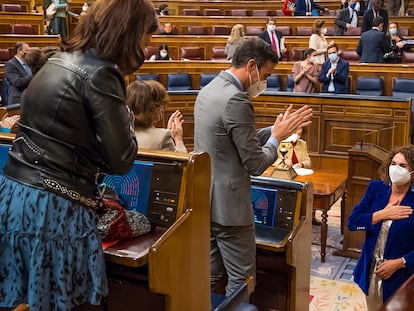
(402, 257, 407, 268)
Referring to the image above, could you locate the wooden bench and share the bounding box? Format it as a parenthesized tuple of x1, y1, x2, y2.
(152, 0, 368, 14)
(0, 12, 44, 35)
(127, 60, 414, 96)
(149, 35, 414, 61)
(0, 0, 31, 12)
(158, 16, 414, 36)
(159, 91, 411, 169)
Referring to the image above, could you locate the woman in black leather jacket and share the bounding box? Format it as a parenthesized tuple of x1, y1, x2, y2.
(0, 0, 159, 310)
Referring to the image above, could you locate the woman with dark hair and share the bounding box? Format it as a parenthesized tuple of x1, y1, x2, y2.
(25, 46, 60, 76)
(0, 0, 159, 310)
(349, 145, 414, 310)
(149, 44, 172, 61)
(292, 48, 320, 93)
(126, 80, 187, 153)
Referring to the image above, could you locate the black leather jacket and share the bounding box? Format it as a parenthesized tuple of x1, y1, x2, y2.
(3, 50, 138, 208)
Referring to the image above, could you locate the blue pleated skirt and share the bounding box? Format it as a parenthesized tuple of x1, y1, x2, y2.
(0, 175, 108, 311)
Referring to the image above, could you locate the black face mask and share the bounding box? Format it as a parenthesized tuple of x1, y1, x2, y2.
(163, 9, 169, 15)
(124, 48, 146, 75)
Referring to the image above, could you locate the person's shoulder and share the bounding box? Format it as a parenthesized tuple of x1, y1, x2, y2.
(368, 179, 387, 190)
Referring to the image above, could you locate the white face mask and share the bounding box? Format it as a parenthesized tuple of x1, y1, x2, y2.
(247, 65, 267, 98)
(82, 4, 88, 12)
(310, 57, 317, 64)
(160, 51, 168, 58)
(267, 25, 276, 32)
(282, 133, 299, 143)
(389, 165, 413, 186)
(321, 27, 327, 35)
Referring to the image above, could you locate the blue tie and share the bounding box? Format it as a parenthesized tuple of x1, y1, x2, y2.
(22, 62, 32, 75)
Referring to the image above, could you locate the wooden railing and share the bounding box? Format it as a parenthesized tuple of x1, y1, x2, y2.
(0, 12, 44, 35)
(158, 16, 414, 36)
(123, 61, 414, 96)
(160, 91, 411, 170)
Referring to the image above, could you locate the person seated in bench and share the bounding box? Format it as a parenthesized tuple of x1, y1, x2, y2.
(159, 22, 177, 35)
(273, 127, 320, 225)
(149, 44, 172, 61)
(126, 80, 187, 153)
(292, 48, 320, 93)
(0, 114, 20, 133)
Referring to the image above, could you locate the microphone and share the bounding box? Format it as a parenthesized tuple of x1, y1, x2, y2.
(360, 125, 395, 149)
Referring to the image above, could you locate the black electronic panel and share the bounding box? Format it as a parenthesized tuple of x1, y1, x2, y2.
(103, 160, 184, 228)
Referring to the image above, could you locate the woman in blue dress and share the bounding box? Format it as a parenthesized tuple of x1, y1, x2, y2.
(348, 145, 414, 310)
(0, 0, 159, 310)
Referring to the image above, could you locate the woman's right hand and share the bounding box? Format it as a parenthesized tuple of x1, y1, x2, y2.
(379, 200, 413, 221)
(0, 114, 20, 130)
(167, 110, 183, 130)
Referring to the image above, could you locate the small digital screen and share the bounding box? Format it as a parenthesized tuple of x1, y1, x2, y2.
(101, 161, 153, 215)
(251, 185, 278, 226)
(0, 144, 10, 171)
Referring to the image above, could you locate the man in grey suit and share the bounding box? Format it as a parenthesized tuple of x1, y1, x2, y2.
(357, 16, 387, 63)
(194, 38, 313, 297)
(4, 42, 32, 106)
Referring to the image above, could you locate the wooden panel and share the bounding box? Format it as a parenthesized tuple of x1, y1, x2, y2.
(129, 60, 414, 96)
(152, 0, 363, 14)
(0, 12, 43, 35)
(158, 16, 414, 37)
(149, 91, 411, 164)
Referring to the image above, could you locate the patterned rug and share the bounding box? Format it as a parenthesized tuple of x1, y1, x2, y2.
(309, 206, 367, 310)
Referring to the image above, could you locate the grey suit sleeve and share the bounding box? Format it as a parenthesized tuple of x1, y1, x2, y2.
(223, 93, 277, 176)
(335, 10, 348, 29)
(256, 126, 272, 146)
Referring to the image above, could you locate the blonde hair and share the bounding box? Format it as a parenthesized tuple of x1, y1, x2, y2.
(228, 24, 245, 44)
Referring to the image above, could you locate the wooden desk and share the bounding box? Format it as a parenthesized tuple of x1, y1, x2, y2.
(264, 168, 347, 262)
(379, 274, 414, 310)
(297, 171, 347, 263)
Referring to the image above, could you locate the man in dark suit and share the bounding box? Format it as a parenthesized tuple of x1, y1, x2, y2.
(335, 0, 360, 35)
(194, 38, 312, 297)
(361, 0, 388, 33)
(4, 42, 32, 106)
(319, 44, 350, 94)
(357, 16, 387, 63)
(258, 17, 287, 60)
(294, 0, 328, 15)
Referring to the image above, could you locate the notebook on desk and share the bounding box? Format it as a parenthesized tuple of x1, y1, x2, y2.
(251, 176, 304, 248)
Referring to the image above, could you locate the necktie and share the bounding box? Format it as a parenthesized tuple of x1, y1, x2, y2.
(271, 32, 280, 58)
(22, 62, 32, 75)
(306, 0, 312, 12)
(291, 142, 298, 164)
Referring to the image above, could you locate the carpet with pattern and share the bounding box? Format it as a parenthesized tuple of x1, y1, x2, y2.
(309, 208, 367, 311)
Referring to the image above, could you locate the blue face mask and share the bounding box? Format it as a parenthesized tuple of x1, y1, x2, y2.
(328, 53, 338, 62)
(349, 2, 357, 9)
(390, 28, 397, 35)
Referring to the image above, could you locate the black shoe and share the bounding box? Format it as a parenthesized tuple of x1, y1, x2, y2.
(312, 217, 321, 226)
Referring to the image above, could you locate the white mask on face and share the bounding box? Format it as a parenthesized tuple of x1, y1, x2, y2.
(389, 165, 413, 186)
(247, 65, 267, 98)
(267, 25, 276, 32)
(160, 51, 168, 58)
(321, 27, 327, 35)
(282, 133, 299, 143)
(310, 57, 317, 64)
